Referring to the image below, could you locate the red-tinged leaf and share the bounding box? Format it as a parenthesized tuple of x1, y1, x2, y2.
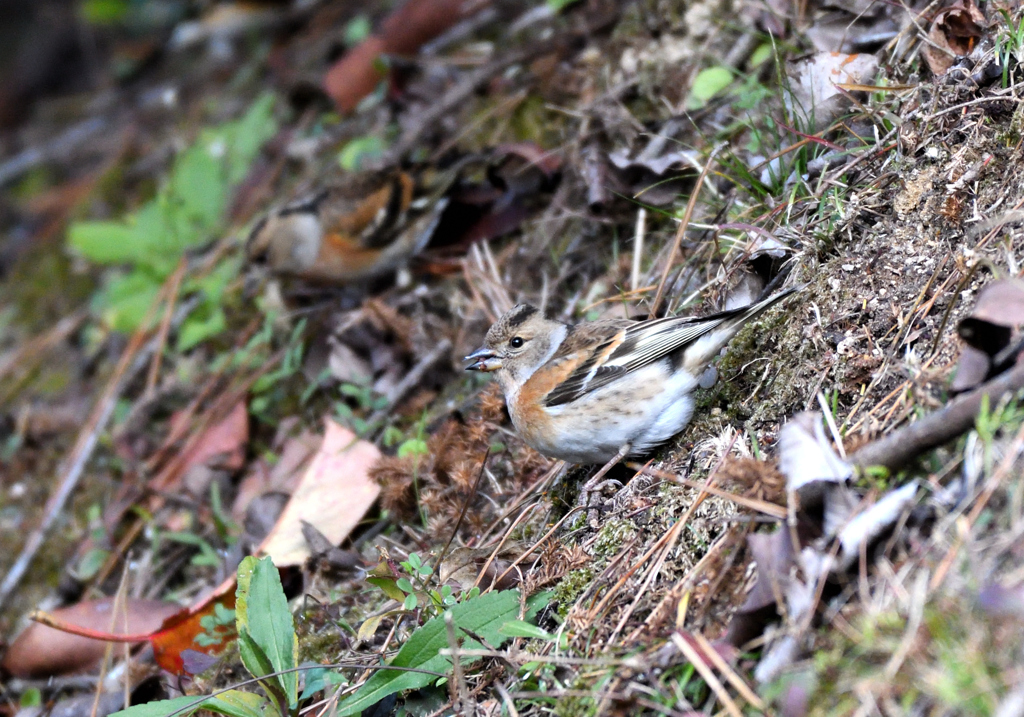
(150, 584, 237, 675)
(4, 599, 180, 678)
(324, 0, 489, 114)
(379, 0, 484, 56)
(173, 400, 250, 474)
(324, 35, 388, 115)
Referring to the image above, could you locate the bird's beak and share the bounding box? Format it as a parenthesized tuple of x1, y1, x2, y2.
(464, 347, 502, 372)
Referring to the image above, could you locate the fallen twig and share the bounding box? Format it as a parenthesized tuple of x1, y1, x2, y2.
(849, 361, 1024, 472)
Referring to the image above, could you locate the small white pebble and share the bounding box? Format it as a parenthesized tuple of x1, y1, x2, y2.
(842, 264, 855, 271)
(9, 483, 25, 499)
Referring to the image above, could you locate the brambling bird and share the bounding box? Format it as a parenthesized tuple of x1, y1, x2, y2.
(464, 287, 800, 477)
(246, 169, 447, 284)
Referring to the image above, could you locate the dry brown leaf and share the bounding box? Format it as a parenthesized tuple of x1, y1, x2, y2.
(786, 52, 879, 130)
(3, 599, 180, 678)
(953, 279, 1024, 392)
(174, 400, 249, 474)
(259, 420, 381, 566)
(922, 0, 988, 76)
(231, 429, 320, 519)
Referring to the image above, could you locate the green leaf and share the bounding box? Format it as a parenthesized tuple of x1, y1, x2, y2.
(300, 666, 347, 700)
(367, 577, 408, 602)
(81, 0, 129, 24)
(68, 94, 277, 337)
(68, 221, 150, 264)
(73, 547, 110, 581)
(203, 691, 270, 717)
(235, 556, 299, 708)
(689, 67, 734, 108)
(223, 94, 277, 186)
(397, 438, 428, 458)
(177, 306, 226, 352)
(498, 620, 553, 641)
(97, 271, 161, 333)
(524, 589, 553, 619)
(108, 691, 269, 717)
(750, 43, 774, 68)
(108, 696, 209, 717)
(337, 136, 386, 172)
(335, 590, 524, 716)
(237, 632, 280, 698)
(344, 15, 372, 46)
(19, 688, 41, 708)
(170, 145, 226, 236)
(129, 202, 178, 266)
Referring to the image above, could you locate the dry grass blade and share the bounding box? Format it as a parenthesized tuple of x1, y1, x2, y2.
(692, 632, 764, 710)
(669, 632, 744, 717)
(650, 144, 723, 316)
(487, 506, 587, 592)
(0, 309, 87, 385)
(629, 464, 787, 519)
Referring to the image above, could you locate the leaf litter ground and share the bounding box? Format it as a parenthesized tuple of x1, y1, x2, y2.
(3, 0, 1024, 715)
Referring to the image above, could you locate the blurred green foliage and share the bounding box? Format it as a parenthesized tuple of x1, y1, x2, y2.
(68, 94, 277, 349)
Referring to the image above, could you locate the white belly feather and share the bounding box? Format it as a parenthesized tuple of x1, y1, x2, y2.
(528, 361, 699, 464)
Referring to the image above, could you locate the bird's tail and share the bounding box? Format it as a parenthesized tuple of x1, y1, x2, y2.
(681, 284, 804, 372)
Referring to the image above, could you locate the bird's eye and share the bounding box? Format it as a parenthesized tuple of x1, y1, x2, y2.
(509, 337, 524, 348)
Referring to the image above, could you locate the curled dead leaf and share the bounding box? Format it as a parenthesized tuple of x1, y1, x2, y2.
(922, 0, 988, 76)
(952, 279, 1024, 393)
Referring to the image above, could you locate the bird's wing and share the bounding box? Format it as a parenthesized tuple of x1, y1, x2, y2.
(543, 288, 799, 407)
(542, 320, 632, 407)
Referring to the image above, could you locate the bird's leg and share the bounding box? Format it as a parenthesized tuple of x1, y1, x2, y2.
(579, 443, 631, 523)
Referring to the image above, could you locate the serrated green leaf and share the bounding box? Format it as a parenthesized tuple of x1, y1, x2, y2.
(335, 590, 524, 716)
(235, 556, 298, 708)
